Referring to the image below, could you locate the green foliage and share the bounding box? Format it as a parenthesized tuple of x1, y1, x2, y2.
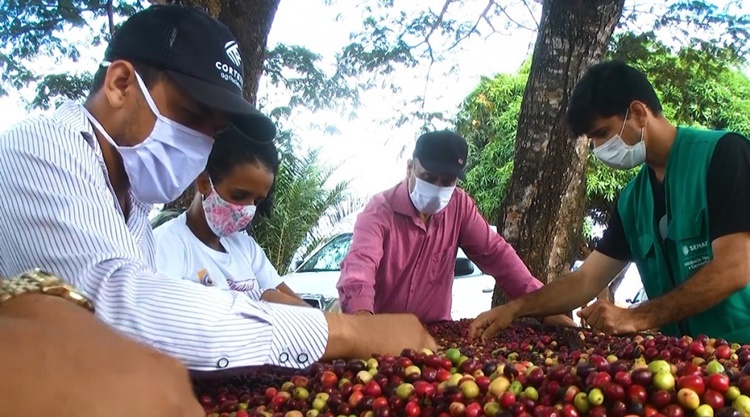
(30, 72, 93, 109)
(263, 43, 363, 119)
(457, 32, 750, 234)
(335, 0, 750, 127)
(609, 32, 750, 135)
(1, 0, 363, 271)
(251, 148, 363, 272)
(454, 60, 530, 170)
(0, 1, 364, 117)
(651, 1, 750, 56)
(0, 0, 141, 98)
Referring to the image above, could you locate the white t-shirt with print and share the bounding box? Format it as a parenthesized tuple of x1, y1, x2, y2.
(153, 213, 283, 298)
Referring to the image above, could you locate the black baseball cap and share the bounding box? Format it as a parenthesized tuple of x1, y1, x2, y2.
(104, 4, 276, 142)
(413, 130, 469, 180)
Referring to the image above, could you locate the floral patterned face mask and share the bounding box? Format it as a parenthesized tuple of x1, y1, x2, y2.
(202, 181, 256, 238)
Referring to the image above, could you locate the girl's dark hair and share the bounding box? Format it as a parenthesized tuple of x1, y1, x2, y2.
(207, 124, 280, 219)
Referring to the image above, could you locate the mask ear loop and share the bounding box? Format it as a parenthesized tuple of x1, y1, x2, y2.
(199, 173, 216, 201)
(624, 107, 646, 146)
(99, 61, 164, 122)
(618, 107, 646, 148)
(618, 108, 630, 137)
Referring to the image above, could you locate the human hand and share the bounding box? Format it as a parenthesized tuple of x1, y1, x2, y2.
(324, 313, 438, 360)
(577, 300, 638, 335)
(353, 310, 373, 315)
(542, 314, 578, 328)
(577, 304, 592, 328)
(366, 314, 439, 353)
(469, 303, 519, 340)
(261, 289, 311, 307)
(0, 294, 203, 417)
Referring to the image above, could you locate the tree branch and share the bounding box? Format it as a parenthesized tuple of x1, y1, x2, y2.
(498, 2, 536, 31)
(5, 18, 66, 38)
(445, 0, 495, 52)
(4, 4, 107, 38)
(521, 0, 540, 30)
(423, 0, 454, 47)
(107, 0, 115, 35)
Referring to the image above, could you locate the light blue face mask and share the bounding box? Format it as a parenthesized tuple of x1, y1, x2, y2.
(592, 110, 646, 170)
(83, 64, 215, 204)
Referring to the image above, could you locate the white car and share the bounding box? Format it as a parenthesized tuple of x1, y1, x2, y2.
(282, 232, 496, 320)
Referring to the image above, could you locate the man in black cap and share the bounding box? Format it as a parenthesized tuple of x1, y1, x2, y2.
(0, 5, 436, 413)
(337, 130, 576, 326)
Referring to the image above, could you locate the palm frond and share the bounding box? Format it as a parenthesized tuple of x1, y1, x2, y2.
(252, 148, 363, 272)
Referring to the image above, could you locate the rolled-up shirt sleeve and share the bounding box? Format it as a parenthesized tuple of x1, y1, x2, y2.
(457, 195, 543, 299)
(0, 123, 327, 371)
(337, 203, 387, 314)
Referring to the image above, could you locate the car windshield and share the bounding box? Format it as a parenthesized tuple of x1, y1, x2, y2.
(297, 233, 353, 272)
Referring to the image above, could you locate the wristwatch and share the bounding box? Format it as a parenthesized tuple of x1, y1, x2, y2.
(0, 269, 94, 313)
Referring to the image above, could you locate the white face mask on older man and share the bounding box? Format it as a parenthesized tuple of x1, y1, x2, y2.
(409, 177, 455, 215)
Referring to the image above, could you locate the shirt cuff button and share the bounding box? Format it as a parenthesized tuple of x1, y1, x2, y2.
(216, 357, 229, 368)
(297, 353, 309, 364)
(279, 352, 290, 363)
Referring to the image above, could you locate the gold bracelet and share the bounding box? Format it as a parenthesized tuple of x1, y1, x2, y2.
(0, 269, 94, 313)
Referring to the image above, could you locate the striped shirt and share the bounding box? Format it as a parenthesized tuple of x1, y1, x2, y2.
(0, 101, 328, 371)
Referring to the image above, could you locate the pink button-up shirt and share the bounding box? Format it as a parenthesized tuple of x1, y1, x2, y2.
(336, 181, 544, 323)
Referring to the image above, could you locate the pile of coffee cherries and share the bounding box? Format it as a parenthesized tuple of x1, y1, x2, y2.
(194, 320, 750, 417)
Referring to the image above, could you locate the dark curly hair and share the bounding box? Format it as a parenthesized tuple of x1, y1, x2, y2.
(207, 123, 280, 219)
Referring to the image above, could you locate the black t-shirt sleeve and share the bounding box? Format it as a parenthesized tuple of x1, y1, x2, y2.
(595, 202, 632, 261)
(707, 133, 750, 241)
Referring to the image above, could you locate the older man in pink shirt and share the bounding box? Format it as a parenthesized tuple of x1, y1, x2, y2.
(336, 131, 576, 325)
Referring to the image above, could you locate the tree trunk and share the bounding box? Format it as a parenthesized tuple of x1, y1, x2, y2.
(493, 0, 624, 307)
(159, 0, 281, 210)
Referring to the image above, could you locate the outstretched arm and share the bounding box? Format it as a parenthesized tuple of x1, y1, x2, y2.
(470, 251, 627, 339)
(337, 203, 387, 315)
(456, 194, 578, 327)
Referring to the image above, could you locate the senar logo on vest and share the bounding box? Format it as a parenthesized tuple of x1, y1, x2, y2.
(683, 241, 709, 256)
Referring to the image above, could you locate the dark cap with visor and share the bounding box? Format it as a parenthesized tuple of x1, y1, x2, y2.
(413, 130, 469, 180)
(104, 4, 276, 141)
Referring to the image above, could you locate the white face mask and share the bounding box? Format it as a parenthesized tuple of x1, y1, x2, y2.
(82, 70, 215, 204)
(409, 177, 455, 215)
(592, 110, 646, 170)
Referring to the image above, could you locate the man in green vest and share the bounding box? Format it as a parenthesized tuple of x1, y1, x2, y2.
(470, 60, 750, 342)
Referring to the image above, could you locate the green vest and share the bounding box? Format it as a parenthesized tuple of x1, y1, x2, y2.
(618, 126, 750, 343)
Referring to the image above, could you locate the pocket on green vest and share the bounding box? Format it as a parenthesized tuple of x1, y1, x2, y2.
(631, 234, 667, 300)
(668, 209, 712, 275)
(633, 234, 655, 259)
(668, 209, 704, 240)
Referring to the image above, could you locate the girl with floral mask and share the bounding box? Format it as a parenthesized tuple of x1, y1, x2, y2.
(154, 125, 308, 307)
